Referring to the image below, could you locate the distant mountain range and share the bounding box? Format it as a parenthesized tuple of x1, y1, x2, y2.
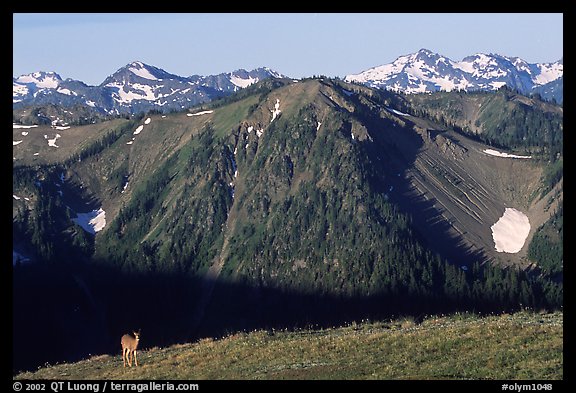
(13, 62, 285, 114)
(345, 49, 563, 103)
(13, 49, 563, 118)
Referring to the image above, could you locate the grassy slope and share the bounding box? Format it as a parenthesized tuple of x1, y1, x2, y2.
(15, 311, 562, 380)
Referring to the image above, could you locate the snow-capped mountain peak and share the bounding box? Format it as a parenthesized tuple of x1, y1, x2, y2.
(345, 49, 563, 101)
(15, 71, 62, 88)
(127, 61, 161, 81)
(13, 72, 64, 103)
(14, 63, 286, 113)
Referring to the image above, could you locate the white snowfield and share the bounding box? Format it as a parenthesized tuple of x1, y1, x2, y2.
(133, 125, 144, 135)
(16, 72, 60, 88)
(107, 82, 157, 103)
(129, 63, 159, 80)
(13, 124, 38, 129)
(491, 208, 531, 253)
(13, 140, 23, 146)
(144, 117, 151, 124)
(187, 110, 214, 117)
(73, 208, 106, 234)
(270, 99, 281, 122)
(534, 62, 564, 85)
(57, 87, 77, 96)
(47, 134, 61, 148)
(483, 149, 532, 159)
(345, 50, 562, 94)
(13, 194, 30, 201)
(386, 107, 410, 116)
(230, 74, 258, 88)
(13, 82, 29, 102)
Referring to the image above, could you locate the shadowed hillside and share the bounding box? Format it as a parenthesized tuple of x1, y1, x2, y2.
(14, 311, 563, 380)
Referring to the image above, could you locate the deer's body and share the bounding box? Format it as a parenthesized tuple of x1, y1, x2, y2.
(121, 331, 140, 367)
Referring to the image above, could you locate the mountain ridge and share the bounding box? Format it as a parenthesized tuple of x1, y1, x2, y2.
(13, 49, 563, 117)
(345, 49, 563, 103)
(13, 61, 287, 114)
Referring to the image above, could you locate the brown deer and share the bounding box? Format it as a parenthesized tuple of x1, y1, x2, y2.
(121, 330, 140, 367)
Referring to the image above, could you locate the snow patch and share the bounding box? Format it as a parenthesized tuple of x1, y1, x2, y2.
(16, 72, 60, 88)
(13, 124, 38, 129)
(129, 65, 159, 80)
(57, 87, 77, 96)
(317, 122, 322, 131)
(491, 208, 530, 253)
(386, 107, 410, 116)
(144, 117, 151, 125)
(21, 131, 29, 136)
(256, 129, 264, 138)
(230, 74, 258, 88)
(73, 208, 106, 234)
(133, 125, 144, 135)
(534, 62, 563, 85)
(47, 134, 61, 147)
(13, 140, 23, 146)
(483, 149, 531, 159)
(270, 99, 281, 122)
(53, 126, 70, 130)
(108, 82, 157, 103)
(13, 82, 29, 100)
(187, 110, 214, 116)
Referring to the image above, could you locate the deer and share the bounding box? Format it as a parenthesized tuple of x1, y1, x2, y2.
(121, 330, 140, 367)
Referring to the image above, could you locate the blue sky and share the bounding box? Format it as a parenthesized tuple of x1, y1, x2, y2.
(13, 13, 563, 86)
